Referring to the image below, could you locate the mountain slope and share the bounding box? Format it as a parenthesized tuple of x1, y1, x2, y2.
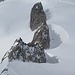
(0, 0, 75, 75)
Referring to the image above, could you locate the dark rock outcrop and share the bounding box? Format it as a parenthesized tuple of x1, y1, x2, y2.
(31, 24, 50, 49)
(1, 2, 50, 64)
(0, 0, 5, 2)
(1, 38, 46, 63)
(30, 2, 47, 31)
(0, 68, 8, 75)
(30, 2, 50, 49)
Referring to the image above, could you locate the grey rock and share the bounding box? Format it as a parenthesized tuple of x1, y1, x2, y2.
(30, 2, 50, 49)
(6, 38, 46, 63)
(0, 0, 5, 2)
(0, 68, 8, 75)
(31, 24, 50, 49)
(30, 2, 47, 31)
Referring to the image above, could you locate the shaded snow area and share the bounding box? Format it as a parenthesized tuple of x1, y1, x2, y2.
(0, 0, 75, 75)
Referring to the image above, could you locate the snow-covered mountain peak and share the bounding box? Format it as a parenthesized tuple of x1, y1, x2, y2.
(0, 0, 75, 75)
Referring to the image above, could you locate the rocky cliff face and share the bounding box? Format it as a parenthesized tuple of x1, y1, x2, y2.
(30, 2, 50, 49)
(0, 0, 5, 2)
(0, 2, 50, 65)
(1, 2, 50, 65)
(1, 38, 46, 63)
(31, 24, 50, 49)
(30, 2, 47, 31)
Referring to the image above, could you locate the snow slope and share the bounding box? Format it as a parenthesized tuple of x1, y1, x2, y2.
(0, 0, 75, 75)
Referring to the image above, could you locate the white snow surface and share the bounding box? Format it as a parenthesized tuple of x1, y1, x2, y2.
(0, 0, 75, 75)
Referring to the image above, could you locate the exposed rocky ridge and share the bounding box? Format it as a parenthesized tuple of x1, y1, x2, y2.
(0, 68, 8, 75)
(30, 2, 47, 31)
(0, 2, 50, 65)
(1, 38, 46, 63)
(0, 1, 63, 75)
(0, 0, 5, 2)
(1, 2, 50, 64)
(0, 3, 51, 75)
(31, 24, 50, 49)
(30, 2, 50, 49)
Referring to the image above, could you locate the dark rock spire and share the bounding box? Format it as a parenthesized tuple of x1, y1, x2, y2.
(30, 2, 50, 49)
(30, 2, 47, 31)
